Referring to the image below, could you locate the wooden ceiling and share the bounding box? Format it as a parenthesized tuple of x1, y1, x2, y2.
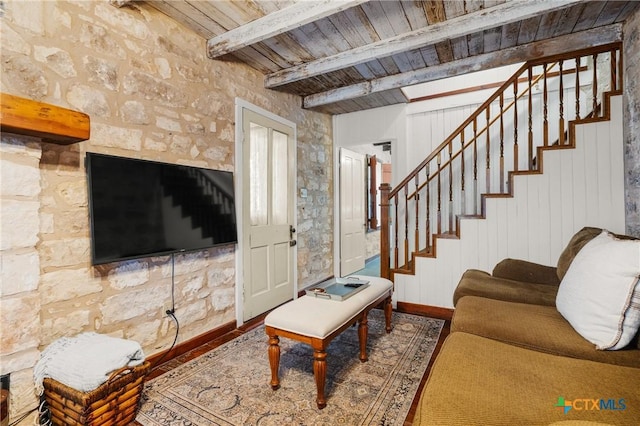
(120, 1, 637, 115)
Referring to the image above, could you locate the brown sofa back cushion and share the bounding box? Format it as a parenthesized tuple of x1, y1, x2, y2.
(453, 296, 640, 366)
(556, 227, 603, 281)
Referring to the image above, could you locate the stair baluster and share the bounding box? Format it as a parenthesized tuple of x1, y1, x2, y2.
(394, 193, 399, 269)
(592, 53, 598, 116)
(404, 184, 409, 269)
(611, 49, 617, 91)
(499, 92, 505, 193)
(485, 106, 491, 193)
(473, 118, 478, 215)
(415, 175, 420, 254)
(437, 153, 442, 235)
(448, 141, 454, 233)
(559, 60, 565, 146)
(575, 57, 581, 119)
(460, 131, 466, 215)
(425, 165, 431, 253)
(528, 66, 534, 169)
(513, 80, 519, 172)
(543, 64, 549, 147)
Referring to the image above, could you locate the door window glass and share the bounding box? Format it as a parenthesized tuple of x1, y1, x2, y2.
(272, 130, 288, 225)
(250, 122, 268, 226)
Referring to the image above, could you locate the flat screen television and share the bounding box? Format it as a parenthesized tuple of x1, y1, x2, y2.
(86, 153, 237, 265)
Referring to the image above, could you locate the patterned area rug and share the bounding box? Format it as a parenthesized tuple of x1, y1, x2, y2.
(136, 310, 444, 426)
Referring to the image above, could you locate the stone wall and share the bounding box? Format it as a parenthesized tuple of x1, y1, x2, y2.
(0, 0, 333, 422)
(365, 230, 381, 260)
(623, 7, 640, 237)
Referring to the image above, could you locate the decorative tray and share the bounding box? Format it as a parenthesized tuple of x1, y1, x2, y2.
(305, 277, 370, 301)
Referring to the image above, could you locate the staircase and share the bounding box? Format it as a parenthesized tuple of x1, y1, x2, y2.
(380, 43, 626, 308)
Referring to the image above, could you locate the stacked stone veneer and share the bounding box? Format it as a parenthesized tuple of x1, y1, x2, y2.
(0, 1, 332, 422)
(365, 230, 380, 261)
(623, 7, 640, 237)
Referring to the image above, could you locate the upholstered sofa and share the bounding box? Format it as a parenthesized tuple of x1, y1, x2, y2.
(414, 227, 640, 425)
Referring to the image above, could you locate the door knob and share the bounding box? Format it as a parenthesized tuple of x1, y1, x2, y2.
(289, 240, 297, 247)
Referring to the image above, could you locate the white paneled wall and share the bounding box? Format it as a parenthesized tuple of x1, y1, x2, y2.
(394, 95, 625, 308)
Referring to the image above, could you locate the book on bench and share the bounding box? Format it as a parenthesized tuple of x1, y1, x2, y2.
(305, 277, 370, 301)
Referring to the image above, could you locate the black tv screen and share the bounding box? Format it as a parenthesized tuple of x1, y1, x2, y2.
(86, 153, 237, 265)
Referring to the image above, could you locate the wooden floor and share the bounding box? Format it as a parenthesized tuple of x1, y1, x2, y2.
(134, 309, 451, 425)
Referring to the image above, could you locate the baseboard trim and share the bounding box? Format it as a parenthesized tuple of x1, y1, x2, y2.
(365, 254, 380, 263)
(396, 301, 454, 321)
(146, 320, 237, 367)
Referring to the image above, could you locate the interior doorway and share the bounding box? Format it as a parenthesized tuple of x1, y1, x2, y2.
(337, 143, 392, 278)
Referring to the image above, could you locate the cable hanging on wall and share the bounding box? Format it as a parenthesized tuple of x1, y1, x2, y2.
(151, 253, 180, 369)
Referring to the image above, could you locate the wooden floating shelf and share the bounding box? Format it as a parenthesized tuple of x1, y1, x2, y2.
(0, 93, 90, 144)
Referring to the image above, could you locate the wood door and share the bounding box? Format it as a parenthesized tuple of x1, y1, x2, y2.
(242, 109, 295, 321)
(340, 148, 366, 276)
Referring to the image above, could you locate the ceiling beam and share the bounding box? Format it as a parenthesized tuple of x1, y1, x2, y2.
(206, 0, 369, 59)
(266, 0, 583, 89)
(303, 24, 623, 109)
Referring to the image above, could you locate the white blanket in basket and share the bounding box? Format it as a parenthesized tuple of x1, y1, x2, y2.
(34, 332, 145, 395)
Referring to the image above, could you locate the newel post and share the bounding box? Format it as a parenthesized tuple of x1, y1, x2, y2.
(379, 183, 391, 280)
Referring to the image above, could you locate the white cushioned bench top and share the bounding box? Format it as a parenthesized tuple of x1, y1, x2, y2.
(264, 276, 393, 339)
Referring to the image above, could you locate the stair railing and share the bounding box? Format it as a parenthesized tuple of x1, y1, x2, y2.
(380, 43, 622, 280)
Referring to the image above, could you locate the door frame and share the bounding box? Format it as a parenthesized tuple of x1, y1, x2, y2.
(234, 98, 298, 326)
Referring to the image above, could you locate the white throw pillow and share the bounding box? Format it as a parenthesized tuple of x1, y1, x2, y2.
(556, 230, 640, 350)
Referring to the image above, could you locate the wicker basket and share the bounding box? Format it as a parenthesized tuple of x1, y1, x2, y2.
(42, 361, 150, 426)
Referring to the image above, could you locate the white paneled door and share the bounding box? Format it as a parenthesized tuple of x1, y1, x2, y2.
(340, 148, 366, 276)
(242, 109, 295, 321)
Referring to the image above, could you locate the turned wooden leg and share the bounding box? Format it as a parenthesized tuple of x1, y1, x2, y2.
(384, 296, 392, 333)
(358, 312, 369, 362)
(313, 350, 327, 409)
(268, 334, 281, 390)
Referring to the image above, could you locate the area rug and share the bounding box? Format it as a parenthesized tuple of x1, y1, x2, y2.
(136, 310, 444, 426)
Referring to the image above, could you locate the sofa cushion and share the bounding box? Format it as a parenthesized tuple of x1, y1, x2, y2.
(556, 231, 640, 350)
(556, 227, 603, 281)
(414, 332, 640, 425)
(453, 269, 558, 307)
(452, 296, 640, 368)
(492, 258, 560, 285)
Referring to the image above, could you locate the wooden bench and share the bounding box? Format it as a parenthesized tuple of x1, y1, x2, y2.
(264, 276, 393, 409)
